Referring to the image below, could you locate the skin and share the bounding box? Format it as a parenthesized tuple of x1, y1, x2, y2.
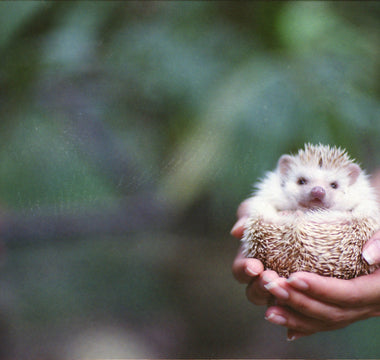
(231, 171, 380, 341)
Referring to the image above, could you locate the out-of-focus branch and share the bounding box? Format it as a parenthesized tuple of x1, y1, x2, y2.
(0, 194, 173, 244)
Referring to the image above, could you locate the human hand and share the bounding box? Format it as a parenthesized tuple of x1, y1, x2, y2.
(231, 198, 277, 305)
(231, 198, 264, 286)
(262, 267, 380, 341)
(363, 230, 380, 266)
(232, 197, 380, 341)
(254, 229, 380, 341)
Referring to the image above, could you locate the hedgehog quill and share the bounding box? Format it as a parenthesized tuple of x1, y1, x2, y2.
(241, 144, 380, 279)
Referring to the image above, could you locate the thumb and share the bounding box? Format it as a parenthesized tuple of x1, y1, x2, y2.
(363, 230, 380, 265)
(231, 198, 254, 238)
(231, 216, 249, 238)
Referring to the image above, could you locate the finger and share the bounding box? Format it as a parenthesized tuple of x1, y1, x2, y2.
(363, 231, 380, 265)
(231, 198, 254, 238)
(287, 329, 309, 342)
(263, 275, 372, 322)
(287, 271, 380, 307)
(237, 198, 254, 218)
(246, 282, 273, 306)
(262, 276, 290, 301)
(231, 216, 249, 238)
(265, 305, 351, 335)
(269, 280, 372, 323)
(265, 305, 319, 333)
(246, 270, 279, 305)
(232, 249, 264, 284)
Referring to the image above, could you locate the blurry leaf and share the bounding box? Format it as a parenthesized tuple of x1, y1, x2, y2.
(278, 2, 338, 50)
(40, 2, 116, 72)
(278, 2, 377, 57)
(0, 1, 48, 49)
(103, 3, 254, 125)
(0, 117, 116, 209)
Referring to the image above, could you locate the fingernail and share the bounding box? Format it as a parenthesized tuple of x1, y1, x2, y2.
(265, 313, 287, 326)
(287, 332, 305, 341)
(263, 281, 277, 290)
(287, 276, 309, 290)
(287, 335, 298, 342)
(264, 281, 289, 300)
(363, 239, 380, 265)
(245, 266, 258, 277)
(262, 273, 274, 284)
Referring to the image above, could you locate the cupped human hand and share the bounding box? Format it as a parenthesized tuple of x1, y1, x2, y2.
(264, 229, 380, 340)
(232, 197, 380, 341)
(231, 198, 276, 305)
(262, 266, 380, 341)
(244, 230, 380, 341)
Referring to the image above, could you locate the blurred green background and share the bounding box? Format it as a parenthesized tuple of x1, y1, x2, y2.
(0, 1, 379, 358)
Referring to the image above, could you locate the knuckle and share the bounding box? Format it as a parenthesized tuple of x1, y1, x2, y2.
(246, 282, 270, 305)
(289, 298, 309, 314)
(322, 309, 346, 323)
(343, 292, 361, 306)
(336, 282, 361, 306)
(245, 283, 256, 303)
(232, 261, 248, 283)
(231, 267, 243, 283)
(285, 315, 315, 334)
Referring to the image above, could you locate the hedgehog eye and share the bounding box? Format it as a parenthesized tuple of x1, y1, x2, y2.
(330, 181, 338, 189)
(297, 177, 308, 185)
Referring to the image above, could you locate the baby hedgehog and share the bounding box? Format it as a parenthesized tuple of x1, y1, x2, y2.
(241, 143, 380, 279)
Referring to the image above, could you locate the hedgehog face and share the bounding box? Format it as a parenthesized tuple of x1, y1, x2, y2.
(280, 166, 356, 211)
(277, 151, 362, 212)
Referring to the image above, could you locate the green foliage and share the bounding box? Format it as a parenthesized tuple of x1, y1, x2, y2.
(0, 117, 117, 208)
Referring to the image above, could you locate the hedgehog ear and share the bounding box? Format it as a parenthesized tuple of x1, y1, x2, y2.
(348, 163, 361, 185)
(278, 155, 294, 176)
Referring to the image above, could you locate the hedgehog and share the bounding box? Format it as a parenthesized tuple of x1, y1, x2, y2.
(241, 143, 380, 279)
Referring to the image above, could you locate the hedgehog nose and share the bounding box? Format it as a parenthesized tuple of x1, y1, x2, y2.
(311, 186, 326, 200)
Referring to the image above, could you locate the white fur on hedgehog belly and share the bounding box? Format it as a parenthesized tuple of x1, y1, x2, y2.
(241, 210, 379, 279)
